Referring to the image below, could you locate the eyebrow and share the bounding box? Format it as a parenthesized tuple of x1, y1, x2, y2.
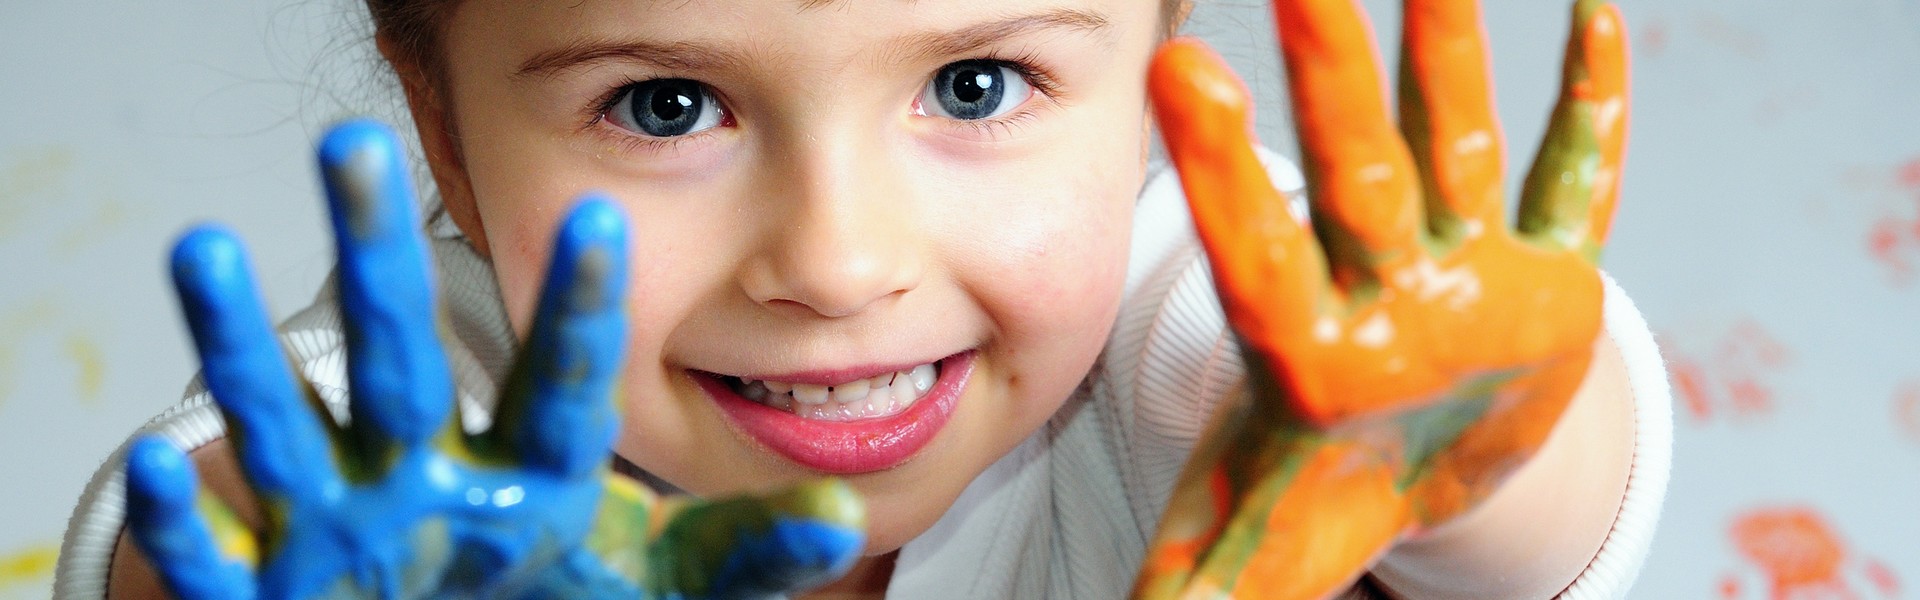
(512, 8, 1112, 79)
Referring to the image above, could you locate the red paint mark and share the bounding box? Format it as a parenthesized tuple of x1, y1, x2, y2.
(1863, 156, 1920, 285)
(1720, 574, 1743, 599)
(1897, 158, 1920, 190)
(1639, 19, 1670, 58)
(1672, 357, 1716, 421)
(1869, 217, 1911, 284)
(1729, 507, 1854, 600)
(1663, 320, 1792, 425)
(1865, 559, 1900, 596)
(1894, 381, 1920, 444)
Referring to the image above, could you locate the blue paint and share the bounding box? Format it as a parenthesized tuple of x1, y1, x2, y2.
(131, 119, 868, 599)
(319, 118, 452, 449)
(125, 436, 257, 599)
(706, 518, 866, 598)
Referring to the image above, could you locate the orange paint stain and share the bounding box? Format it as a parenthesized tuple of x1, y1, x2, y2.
(1661, 320, 1791, 425)
(1724, 507, 1898, 600)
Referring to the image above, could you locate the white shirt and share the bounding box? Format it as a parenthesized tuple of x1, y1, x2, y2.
(55, 151, 1672, 599)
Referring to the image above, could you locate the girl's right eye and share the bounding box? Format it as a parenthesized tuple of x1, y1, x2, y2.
(605, 79, 726, 138)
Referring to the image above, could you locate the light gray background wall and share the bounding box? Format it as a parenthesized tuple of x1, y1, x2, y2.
(4, 1, 1918, 597)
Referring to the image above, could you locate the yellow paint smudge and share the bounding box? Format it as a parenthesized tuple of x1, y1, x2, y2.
(0, 147, 75, 238)
(0, 544, 58, 589)
(64, 334, 105, 404)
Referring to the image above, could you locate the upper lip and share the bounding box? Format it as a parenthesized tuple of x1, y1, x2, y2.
(700, 353, 956, 387)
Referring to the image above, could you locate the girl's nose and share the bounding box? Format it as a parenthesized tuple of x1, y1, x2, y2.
(739, 133, 924, 320)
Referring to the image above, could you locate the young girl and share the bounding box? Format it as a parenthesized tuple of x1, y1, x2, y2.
(57, 0, 1670, 597)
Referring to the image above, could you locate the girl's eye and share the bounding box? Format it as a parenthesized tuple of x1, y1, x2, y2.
(919, 60, 1033, 121)
(606, 79, 725, 137)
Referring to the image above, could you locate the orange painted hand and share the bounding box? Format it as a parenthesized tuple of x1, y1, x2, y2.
(1135, 0, 1629, 598)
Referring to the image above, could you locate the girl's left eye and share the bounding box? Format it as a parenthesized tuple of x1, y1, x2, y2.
(605, 78, 726, 138)
(918, 60, 1034, 121)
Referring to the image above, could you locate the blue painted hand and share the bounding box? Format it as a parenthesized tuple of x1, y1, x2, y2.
(123, 119, 866, 599)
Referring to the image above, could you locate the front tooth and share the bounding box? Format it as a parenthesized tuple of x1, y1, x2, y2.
(764, 380, 793, 394)
(892, 381, 918, 406)
(832, 378, 870, 403)
(870, 385, 896, 411)
(909, 363, 936, 393)
(792, 383, 829, 405)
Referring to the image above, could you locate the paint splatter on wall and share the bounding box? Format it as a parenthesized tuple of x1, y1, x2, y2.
(1718, 506, 1900, 600)
(1663, 319, 1791, 425)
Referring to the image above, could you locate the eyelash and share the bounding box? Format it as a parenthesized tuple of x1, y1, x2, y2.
(581, 53, 1065, 151)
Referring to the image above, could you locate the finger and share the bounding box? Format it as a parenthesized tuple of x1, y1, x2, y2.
(1516, 0, 1630, 258)
(124, 436, 258, 600)
(1398, 0, 1507, 241)
(487, 197, 630, 477)
(319, 118, 454, 450)
(1149, 39, 1327, 354)
(650, 479, 866, 599)
(173, 226, 344, 499)
(1273, 0, 1425, 282)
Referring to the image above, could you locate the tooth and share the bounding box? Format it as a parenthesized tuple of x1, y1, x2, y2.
(742, 381, 769, 401)
(832, 378, 870, 403)
(869, 384, 893, 409)
(793, 383, 829, 405)
(769, 393, 793, 411)
(893, 381, 918, 406)
(764, 380, 793, 394)
(909, 363, 936, 393)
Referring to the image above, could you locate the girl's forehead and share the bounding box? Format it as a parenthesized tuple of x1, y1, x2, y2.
(459, 0, 1147, 49)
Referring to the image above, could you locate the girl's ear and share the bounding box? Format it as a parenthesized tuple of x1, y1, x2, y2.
(378, 36, 493, 258)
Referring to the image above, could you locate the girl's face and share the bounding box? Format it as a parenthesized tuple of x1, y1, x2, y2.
(426, 0, 1158, 553)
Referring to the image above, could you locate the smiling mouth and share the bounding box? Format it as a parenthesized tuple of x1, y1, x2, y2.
(720, 361, 940, 422)
(693, 352, 976, 474)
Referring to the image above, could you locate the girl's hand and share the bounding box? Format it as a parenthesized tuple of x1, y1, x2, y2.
(123, 120, 866, 599)
(1136, 0, 1628, 597)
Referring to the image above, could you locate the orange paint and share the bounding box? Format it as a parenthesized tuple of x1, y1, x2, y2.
(1137, 0, 1630, 597)
(1728, 508, 1854, 600)
(1671, 355, 1716, 421)
(1666, 321, 1790, 425)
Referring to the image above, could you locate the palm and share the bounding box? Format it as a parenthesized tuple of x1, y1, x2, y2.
(123, 120, 865, 599)
(1135, 0, 1629, 598)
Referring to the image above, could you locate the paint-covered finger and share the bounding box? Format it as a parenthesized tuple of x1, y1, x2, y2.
(1516, 0, 1629, 258)
(1399, 0, 1507, 237)
(649, 479, 866, 599)
(319, 118, 454, 450)
(172, 226, 344, 499)
(1191, 441, 1408, 599)
(1148, 38, 1325, 353)
(489, 197, 629, 477)
(1272, 0, 1424, 276)
(124, 436, 258, 600)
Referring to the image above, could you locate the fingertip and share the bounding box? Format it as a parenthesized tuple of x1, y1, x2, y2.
(126, 436, 195, 509)
(170, 225, 245, 284)
(552, 195, 630, 314)
(559, 194, 630, 255)
(317, 118, 403, 172)
(1149, 38, 1254, 133)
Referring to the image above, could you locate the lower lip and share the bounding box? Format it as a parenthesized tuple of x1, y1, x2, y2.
(696, 352, 976, 475)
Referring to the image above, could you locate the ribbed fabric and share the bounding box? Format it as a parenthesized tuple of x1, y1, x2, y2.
(55, 151, 1668, 599)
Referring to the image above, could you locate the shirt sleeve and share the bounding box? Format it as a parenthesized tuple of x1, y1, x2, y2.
(1553, 272, 1675, 599)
